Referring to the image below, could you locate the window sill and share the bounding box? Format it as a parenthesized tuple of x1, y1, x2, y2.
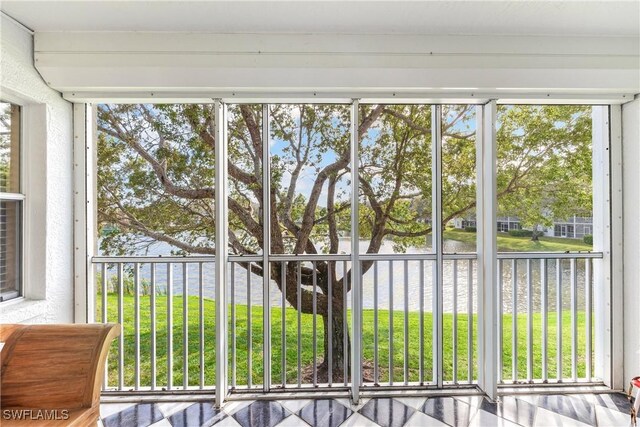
(0, 298, 48, 323)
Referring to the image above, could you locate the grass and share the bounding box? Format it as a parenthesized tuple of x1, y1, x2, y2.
(443, 229, 593, 252)
(99, 294, 592, 388)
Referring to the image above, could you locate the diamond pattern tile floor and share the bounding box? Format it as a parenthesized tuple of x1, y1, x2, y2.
(102, 403, 164, 427)
(297, 399, 353, 427)
(537, 394, 597, 426)
(421, 396, 475, 426)
(168, 402, 226, 427)
(99, 392, 632, 427)
(232, 401, 290, 427)
(359, 398, 416, 427)
(479, 396, 537, 426)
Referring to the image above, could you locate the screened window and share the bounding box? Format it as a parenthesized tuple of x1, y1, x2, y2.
(496, 105, 593, 250)
(0, 101, 22, 302)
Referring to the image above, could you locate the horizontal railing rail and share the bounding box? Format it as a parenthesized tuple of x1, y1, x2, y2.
(496, 252, 603, 260)
(93, 250, 601, 264)
(92, 255, 215, 263)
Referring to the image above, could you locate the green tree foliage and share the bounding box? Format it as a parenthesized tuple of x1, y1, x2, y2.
(496, 105, 592, 231)
(0, 103, 14, 191)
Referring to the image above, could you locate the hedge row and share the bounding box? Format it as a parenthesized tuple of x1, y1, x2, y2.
(508, 229, 534, 237)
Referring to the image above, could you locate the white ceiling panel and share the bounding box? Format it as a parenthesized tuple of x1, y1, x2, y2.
(2, 1, 639, 37)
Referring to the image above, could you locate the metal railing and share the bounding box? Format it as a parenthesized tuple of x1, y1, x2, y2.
(227, 255, 353, 391)
(358, 253, 477, 388)
(92, 250, 600, 393)
(94, 257, 217, 392)
(496, 252, 601, 385)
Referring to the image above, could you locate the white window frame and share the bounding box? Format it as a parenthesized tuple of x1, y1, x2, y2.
(0, 89, 49, 322)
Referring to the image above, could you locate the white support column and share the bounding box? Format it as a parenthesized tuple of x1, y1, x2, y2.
(431, 105, 444, 388)
(215, 100, 229, 406)
(592, 106, 606, 384)
(262, 104, 272, 392)
(593, 107, 606, 385)
(622, 97, 640, 388)
(73, 103, 96, 323)
(594, 105, 624, 389)
(609, 106, 624, 391)
(350, 99, 362, 404)
(476, 101, 497, 400)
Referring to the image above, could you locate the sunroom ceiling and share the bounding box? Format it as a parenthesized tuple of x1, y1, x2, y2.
(2, 0, 639, 37)
(2, 1, 639, 101)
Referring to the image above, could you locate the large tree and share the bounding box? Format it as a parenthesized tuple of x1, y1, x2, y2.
(97, 103, 591, 382)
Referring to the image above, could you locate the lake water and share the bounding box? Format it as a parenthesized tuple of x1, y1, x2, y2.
(99, 238, 591, 314)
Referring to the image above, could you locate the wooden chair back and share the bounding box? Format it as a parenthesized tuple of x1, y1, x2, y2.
(0, 323, 120, 410)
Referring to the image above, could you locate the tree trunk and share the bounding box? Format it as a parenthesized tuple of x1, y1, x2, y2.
(317, 307, 350, 383)
(531, 224, 542, 241)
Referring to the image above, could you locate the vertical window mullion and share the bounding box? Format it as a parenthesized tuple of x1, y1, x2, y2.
(350, 99, 362, 403)
(432, 105, 443, 387)
(215, 99, 229, 406)
(476, 101, 498, 400)
(262, 104, 271, 392)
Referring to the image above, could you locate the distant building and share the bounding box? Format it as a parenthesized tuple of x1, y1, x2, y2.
(546, 216, 593, 239)
(497, 217, 522, 233)
(451, 215, 593, 239)
(452, 218, 475, 229)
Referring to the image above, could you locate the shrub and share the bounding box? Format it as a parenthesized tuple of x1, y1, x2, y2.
(101, 272, 151, 295)
(464, 226, 477, 232)
(508, 229, 533, 237)
(583, 234, 593, 245)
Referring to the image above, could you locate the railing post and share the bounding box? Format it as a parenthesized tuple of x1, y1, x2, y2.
(215, 100, 229, 406)
(476, 101, 497, 400)
(167, 263, 174, 390)
(350, 99, 362, 404)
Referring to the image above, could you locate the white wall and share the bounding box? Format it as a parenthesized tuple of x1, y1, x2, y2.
(623, 97, 640, 384)
(0, 15, 74, 323)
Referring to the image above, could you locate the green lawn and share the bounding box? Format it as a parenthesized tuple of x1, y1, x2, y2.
(443, 229, 592, 252)
(99, 294, 591, 388)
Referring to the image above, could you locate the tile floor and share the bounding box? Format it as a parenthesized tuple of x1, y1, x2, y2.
(99, 392, 634, 427)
